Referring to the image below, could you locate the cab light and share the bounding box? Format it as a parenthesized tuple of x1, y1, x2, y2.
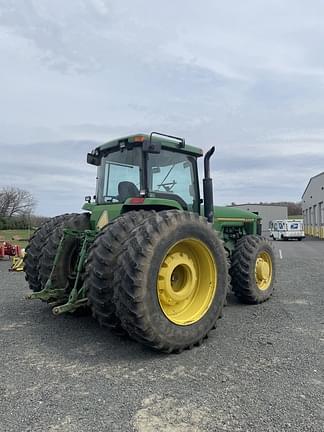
(134, 135, 145, 142)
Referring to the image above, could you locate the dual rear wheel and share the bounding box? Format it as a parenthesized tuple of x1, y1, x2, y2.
(24, 213, 91, 298)
(86, 210, 229, 353)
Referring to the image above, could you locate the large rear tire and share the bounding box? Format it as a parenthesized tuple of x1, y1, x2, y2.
(86, 210, 153, 333)
(39, 213, 90, 293)
(24, 214, 77, 292)
(114, 210, 229, 353)
(230, 235, 275, 304)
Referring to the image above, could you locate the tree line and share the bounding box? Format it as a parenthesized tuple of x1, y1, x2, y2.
(0, 186, 48, 230)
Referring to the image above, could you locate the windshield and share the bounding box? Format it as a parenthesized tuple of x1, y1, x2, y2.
(289, 222, 302, 230)
(147, 150, 198, 211)
(97, 147, 142, 203)
(96, 146, 199, 210)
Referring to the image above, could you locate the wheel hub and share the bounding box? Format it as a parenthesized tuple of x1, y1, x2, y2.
(256, 258, 270, 281)
(157, 239, 217, 325)
(158, 252, 198, 304)
(254, 252, 272, 291)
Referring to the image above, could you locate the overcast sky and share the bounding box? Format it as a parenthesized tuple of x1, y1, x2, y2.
(1, 0, 324, 216)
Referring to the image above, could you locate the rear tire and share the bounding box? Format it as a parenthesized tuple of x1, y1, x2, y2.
(114, 210, 229, 353)
(230, 235, 275, 304)
(39, 213, 90, 293)
(86, 210, 153, 333)
(24, 214, 77, 292)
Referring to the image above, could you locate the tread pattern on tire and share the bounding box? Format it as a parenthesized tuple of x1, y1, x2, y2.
(39, 213, 90, 291)
(24, 214, 77, 292)
(114, 210, 230, 353)
(86, 210, 154, 333)
(230, 234, 275, 304)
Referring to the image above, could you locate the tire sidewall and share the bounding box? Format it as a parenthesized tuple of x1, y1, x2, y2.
(41, 213, 90, 291)
(137, 222, 228, 346)
(247, 241, 276, 301)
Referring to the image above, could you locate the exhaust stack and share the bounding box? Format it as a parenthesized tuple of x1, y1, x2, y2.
(203, 146, 215, 223)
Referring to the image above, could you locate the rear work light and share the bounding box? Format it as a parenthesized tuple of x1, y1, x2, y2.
(130, 197, 145, 204)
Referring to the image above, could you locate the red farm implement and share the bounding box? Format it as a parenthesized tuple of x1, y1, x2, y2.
(0, 241, 24, 271)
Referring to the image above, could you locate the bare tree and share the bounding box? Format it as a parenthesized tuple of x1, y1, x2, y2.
(0, 187, 36, 217)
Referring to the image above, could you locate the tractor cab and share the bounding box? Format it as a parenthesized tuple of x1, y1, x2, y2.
(96, 140, 199, 212)
(85, 133, 206, 223)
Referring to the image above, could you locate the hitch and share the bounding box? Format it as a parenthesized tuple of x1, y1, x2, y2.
(26, 229, 97, 314)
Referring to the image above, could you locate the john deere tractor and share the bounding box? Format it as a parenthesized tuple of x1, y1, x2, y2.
(24, 132, 275, 353)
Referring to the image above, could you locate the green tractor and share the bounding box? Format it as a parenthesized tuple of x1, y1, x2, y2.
(24, 132, 275, 353)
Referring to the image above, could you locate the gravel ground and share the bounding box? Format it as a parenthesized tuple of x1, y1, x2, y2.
(0, 238, 323, 432)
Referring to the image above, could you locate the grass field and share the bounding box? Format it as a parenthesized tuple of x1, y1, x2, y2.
(0, 229, 33, 248)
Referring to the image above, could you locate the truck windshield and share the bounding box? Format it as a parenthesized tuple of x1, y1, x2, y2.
(289, 222, 300, 230)
(97, 147, 142, 203)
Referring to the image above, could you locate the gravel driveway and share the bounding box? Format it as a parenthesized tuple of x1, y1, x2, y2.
(0, 238, 323, 432)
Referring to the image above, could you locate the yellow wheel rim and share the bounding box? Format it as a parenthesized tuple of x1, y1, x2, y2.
(255, 251, 273, 291)
(157, 239, 216, 325)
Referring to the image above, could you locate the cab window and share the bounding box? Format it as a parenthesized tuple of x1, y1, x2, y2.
(148, 150, 198, 211)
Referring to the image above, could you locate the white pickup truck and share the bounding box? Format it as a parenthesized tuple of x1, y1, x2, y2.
(269, 219, 305, 241)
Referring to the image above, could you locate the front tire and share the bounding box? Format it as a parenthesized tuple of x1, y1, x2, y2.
(114, 210, 229, 353)
(230, 235, 275, 304)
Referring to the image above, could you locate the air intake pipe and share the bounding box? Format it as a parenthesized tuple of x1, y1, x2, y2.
(203, 146, 215, 223)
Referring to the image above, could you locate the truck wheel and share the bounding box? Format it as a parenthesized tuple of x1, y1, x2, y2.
(230, 235, 275, 304)
(24, 214, 77, 292)
(86, 210, 154, 333)
(39, 213, 90, 293)
(114, 210, 229, 353)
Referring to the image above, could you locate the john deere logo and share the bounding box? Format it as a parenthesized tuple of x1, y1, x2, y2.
(96, 210, 109, 230)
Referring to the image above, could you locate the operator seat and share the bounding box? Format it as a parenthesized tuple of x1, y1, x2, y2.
(118, 181, 139, 202)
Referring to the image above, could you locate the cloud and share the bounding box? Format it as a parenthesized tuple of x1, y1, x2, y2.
(0, 0, 324, 214)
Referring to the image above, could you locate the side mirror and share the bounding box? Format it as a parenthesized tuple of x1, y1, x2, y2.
(143, 140, 161, 153)
(87, 151, 101, 166)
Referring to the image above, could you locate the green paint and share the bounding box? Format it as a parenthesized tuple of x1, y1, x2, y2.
(123, 197, 183, 210)
(214, 205, 260, 221)
(83, 197, 184, 229)
(83, 203, 123, 229)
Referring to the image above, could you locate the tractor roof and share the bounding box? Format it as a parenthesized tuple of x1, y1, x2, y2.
(97, 133, 203, 157)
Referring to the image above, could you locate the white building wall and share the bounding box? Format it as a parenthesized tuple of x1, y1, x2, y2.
(302, 172, 324, 238)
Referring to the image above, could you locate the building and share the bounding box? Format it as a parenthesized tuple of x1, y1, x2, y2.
(229, 204, 288, 233)
(302, 172, 324, 238)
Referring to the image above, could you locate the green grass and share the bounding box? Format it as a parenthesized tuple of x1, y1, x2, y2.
(288, 215, 303, 220)
(0, 229, 33, 248)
